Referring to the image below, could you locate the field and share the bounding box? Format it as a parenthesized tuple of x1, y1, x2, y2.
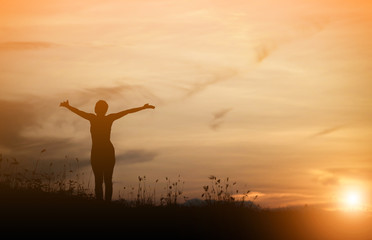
(0, 157, 371, 239)
(1, 185, 371, 239)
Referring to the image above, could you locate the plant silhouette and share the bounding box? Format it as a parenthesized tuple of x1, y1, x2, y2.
(60, 100, 155, 201)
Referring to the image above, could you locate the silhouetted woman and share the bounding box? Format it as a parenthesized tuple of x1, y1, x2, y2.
(60, 100, 155, 201)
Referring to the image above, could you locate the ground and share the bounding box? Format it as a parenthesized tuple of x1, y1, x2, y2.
(1, 185, 371, 239)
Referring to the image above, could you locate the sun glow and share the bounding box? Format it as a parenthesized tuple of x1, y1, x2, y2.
(346, 192, 361, 207)
(341, 189, 365, 211)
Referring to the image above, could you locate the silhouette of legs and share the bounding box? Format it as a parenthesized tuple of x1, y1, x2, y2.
(103, 165, 114, 201)
(92, 165, 104, 200)
(92, 161, 114, 201)
(91, 143, 115, 201)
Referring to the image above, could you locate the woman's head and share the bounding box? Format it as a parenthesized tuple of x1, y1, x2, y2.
(95, 100, 108, 116)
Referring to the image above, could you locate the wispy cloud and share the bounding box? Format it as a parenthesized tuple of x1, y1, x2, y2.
(210, 108, 232, 130)
(310, 124, 347, 138)
(0, 99, 38, 149)
(254, 15, 329, 63)
(177, 15, 329, 98)
(0, 98, 85, 169)
(312, 167, 372, 187)
(77, 83, 162, 106)
(0, 41, 58, 50)
(327, 168, 372, 182)
(0, 82, 160, 160)
(255, 42, 277, 63)
(116, 149, 158, 165)
(255, 192, 316, 208)
(293, 16, 329, 38)
(79, 84, 135, 100)
(182, 68, 238, 98)
(313, 173, 340, 186)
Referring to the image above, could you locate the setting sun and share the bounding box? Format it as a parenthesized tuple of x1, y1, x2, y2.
(342, 189, 365, 211)
(346, 192, 361, 207)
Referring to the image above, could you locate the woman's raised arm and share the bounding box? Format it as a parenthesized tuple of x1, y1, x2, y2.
(108, 103, 155, 121)
(60, 100, 94, 120)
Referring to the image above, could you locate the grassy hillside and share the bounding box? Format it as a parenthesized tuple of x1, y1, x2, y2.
(1, 156, 371, 239)
(1, 184, 371, 239)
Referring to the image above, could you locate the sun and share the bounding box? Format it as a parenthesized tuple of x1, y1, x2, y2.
(346, 192, 361, 207)
(341, 189, 364, 211)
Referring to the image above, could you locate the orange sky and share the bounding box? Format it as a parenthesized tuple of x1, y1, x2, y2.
(0, 0, 371, 209)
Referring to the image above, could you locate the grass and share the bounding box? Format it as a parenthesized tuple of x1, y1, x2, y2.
(0, 152, 93, 199)
(0, 152, 371, 239)
(0, 151, 257, 207)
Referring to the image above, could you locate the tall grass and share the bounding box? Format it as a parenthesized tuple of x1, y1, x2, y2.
(116, 175, 186, 207)
(0, 151, 93, 199)
(202, 175, 257, 207)
(0, 152, 258, 208)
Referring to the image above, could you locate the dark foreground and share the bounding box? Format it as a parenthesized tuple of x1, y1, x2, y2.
(1, 186, 371, 239)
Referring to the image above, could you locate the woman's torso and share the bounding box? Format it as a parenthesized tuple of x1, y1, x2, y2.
(89, 115, 115, 163)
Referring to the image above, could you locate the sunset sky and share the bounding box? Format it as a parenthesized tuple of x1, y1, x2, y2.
(0, 0, 371, 209)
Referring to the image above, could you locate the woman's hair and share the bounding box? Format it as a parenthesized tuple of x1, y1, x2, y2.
(95, 100, 109, 116)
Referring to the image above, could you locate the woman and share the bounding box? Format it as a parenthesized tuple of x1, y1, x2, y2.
(60, 99, 155, 201)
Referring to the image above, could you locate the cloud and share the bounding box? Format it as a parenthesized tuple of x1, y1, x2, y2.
(326, 168, 372, 182)
(312, 167, 372, 187)
(254, 15, 329, 63)
(0, 41, 58, 50)
(0, 99, 38, 149)
(0, 82, 160, 160)
(81, 84, 137, 98)
(210, 108, 232, 130)
(312, 169, 340, 186)
(11, 138, 85, 168)
(0, 97, 89, 163)
(255, 42, 277, 63)
(0, 98, 83, 171)
(319, 176, 339, 186)
(116, 149, 157, 165)
(77, 83, 162, 106)
(293, 16, 329, 38)
(183, 68, 238, 98)
(310, 124, 347, 138)
(178, 15, 329, 98)
(213, 108, 232, 120)
(255, 192, 315, 208)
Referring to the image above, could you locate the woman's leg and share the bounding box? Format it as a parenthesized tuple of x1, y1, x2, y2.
(92, 163, 104, 200)
(103, 164, 114, 201)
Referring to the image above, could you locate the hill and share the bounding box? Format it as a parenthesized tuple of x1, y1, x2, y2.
(1, 184, 371, 239)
